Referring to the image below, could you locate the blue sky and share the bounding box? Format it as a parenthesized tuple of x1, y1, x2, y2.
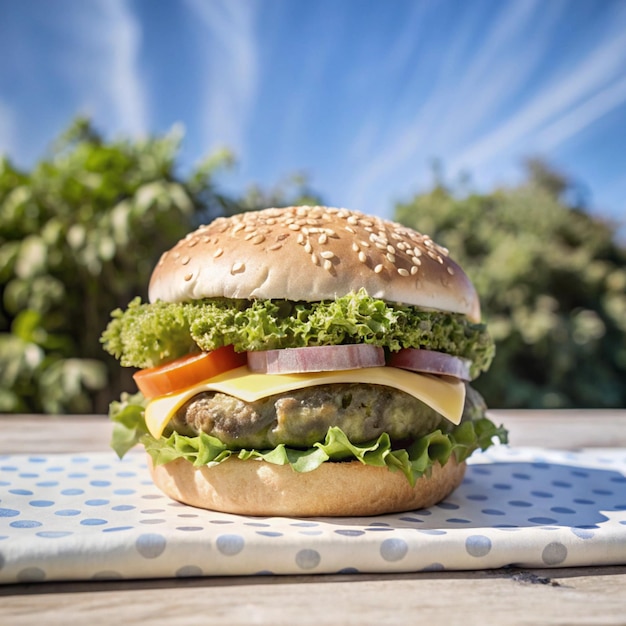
(1, 0, 625, 229)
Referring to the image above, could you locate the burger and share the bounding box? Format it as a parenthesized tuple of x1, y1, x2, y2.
(101, 206, 506, 516)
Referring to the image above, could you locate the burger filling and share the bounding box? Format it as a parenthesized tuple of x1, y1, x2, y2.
(169, 383, 451, 449)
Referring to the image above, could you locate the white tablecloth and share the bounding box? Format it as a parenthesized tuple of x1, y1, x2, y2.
(1, 446, 625, 583)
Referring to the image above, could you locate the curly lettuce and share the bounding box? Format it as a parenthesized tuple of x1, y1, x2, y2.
(101, 290, 495, 378)
(109, 391, 507, 487)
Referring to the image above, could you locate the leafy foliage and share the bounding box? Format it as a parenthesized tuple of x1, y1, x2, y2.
(394, 161, 626, 408)
(0, 119, 323, 414)
(0, 119, 234, 413)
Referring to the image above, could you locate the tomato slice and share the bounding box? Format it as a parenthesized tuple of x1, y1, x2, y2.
(247, 344, 385, 374)
(133, 346, 247, 399)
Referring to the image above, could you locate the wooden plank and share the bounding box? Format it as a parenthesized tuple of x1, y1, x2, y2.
(1, 567, 625, 625)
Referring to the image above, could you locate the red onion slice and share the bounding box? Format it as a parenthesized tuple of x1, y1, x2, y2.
(247, 344, 385, 374)
(388, 348, 472, 381)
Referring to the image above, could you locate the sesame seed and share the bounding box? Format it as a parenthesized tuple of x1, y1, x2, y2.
(374, 264, 384, 273)
(181, 255, 190, 265)
(232, 223, 245, 234)
(288, 223, 301, 231)
(398, 268, 410, 277)
(412, 256, 421, 266)
(360, 240, 371, 248)
(231, 262, 245, 274)
(252, 234, 265, 245)
(173, 251, 180, 260)
(352, 242, 360, 252)
(318, 233, 328, 244)
(320, 250, 334, 259)
(386, 253, 396, 263)
(410, 265, 418, 275)
(447, 266, 455, 275)
(268, 243, 282, 251)
(183, 272, 193, 282)
(304, 242, 312, 254)
(213, 248, 224, 258)
(297, 233, 305, 244)
(323, 259, 333, 271)
(311, 253, 319, 265)
(188, 239, 198, 248)
(358, 251, 367, 263)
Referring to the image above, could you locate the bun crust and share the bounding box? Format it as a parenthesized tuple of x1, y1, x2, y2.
(149, 206, 481, 321)
(147, 455, 467, 517)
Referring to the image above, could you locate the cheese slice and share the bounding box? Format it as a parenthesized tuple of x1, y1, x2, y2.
(144, 366, 466, 440)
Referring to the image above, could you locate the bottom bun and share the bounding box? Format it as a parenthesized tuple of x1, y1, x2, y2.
(146, 454, 466, 517)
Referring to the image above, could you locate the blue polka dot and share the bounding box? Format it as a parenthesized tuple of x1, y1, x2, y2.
(116, 471, 136, 477)
(0, 508, 20, 518)
(509, 500, 532, 507)
(542, 542, 567, 565)
(67, 473, 87, 479)
(574, 498, 595, 505)
(55, 509, 81, 517)
(28, 456, 46, 464)
(418, 529, 447, 535)
(529, 517, 558, 524)
(71, 456, 89, 464)
(256, 531, 283, 537)
(9, 489, 33, 496)
(0, 466, 17, 472)
(337, 567, 360, 574)
(36, 531, 73, 539)
(141, 519, 166, 525)
(551, 506, 576, 514)
(472, 467, 491, 475)
(610, 476, 626, 484)
(421, 562, 445, 571)
(334, 530, 365, 537)
(114, 489, 136, 495)
(552, 480, 572, 488)
(103, 526, 134, 533)
(571, 470, 589, 477)
(175, 526, 203, 531)
(80, 518, 107, 526)
(209, 519, 234, 525)
(481, 508, 505, 516)
(90, 480, 111, 487)
(136, 533, 167, 558)
(447, 518, 472, 524)
(380, 538, 408, 561)
(365, 526, 394, 532)
(531, 490, 554, 498)
(10, 520, 42, 529)
(85, 499, 109, 506)
(466, 494, 488, 501)
(61, 488, 84, 496)
(36, 481, 59, 487)
(111, 505, 135, 511)
(176, 565, 203, 577)
(492, 483, 512, 490)
(592, 488, 613, 495)
(436, 502, 460, 510)
(29, 500, 54, 507)
(399, 516, 424, 523)
(19, 473, 38, 479)
(216, 534, 245, 556)
(295, 549, 321, 569)
(466, 535, 492, 557)
(532, 462, 550, 470)
(512, 472, 531, 480)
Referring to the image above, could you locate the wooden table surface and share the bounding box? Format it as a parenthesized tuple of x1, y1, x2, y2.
(1, 409, 625, 625)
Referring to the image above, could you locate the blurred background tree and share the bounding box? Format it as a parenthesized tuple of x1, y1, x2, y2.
(2, 119, 624, 413)
(395, 159, 626, 409)
(0, 119, 322, 414)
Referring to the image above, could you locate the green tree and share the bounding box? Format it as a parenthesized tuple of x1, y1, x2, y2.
(0, 119, 233, 414)
(394, 161, 626, 409)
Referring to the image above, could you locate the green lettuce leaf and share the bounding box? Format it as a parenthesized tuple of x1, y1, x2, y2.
(109, 393, 508, 487)
(101, 290, 495, 378)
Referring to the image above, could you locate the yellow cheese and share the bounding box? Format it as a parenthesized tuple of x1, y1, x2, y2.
(144, 366, 466, 440)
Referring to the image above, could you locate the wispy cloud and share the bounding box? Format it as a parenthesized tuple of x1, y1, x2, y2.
(69, 0, 148, 134)
(449, 25, 626, 174)
(183, 0, 259, 153)
(344, 0, 626, 212)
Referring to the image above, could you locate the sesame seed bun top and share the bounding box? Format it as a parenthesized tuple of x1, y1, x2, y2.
(148, 206, 481, 322)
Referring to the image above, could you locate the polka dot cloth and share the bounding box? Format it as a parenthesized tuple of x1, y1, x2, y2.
(1, 446, 625, 583)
